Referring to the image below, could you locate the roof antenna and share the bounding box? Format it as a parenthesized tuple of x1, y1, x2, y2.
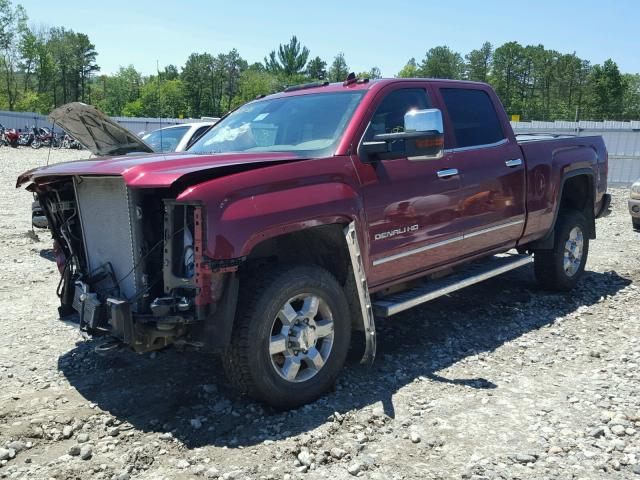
(157, 60, 163, 155)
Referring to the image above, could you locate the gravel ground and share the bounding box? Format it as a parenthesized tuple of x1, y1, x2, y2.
(1, 147, 639, 480)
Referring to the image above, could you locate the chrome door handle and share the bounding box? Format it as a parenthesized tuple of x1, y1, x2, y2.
(505, 158, 523, 168)
(437, 168, 459, 178)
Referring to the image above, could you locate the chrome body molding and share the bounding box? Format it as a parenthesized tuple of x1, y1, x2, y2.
(372, 219, 525, 266)
(373, 235, 464, 266)
(443, 138, 508, 154)
(463, 219, 525, 239)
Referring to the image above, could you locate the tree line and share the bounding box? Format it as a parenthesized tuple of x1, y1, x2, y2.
(0, 0, 638, 122)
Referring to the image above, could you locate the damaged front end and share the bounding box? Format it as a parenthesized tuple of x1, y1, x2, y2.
(33, 175, 234, 353)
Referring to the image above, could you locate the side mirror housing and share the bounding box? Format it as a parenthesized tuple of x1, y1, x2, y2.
(360, 108, 444, 161)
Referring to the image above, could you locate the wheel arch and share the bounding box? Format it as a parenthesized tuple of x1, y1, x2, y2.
(527, 169, 596, 250)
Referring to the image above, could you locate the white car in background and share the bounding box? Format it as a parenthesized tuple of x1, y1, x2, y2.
(142, 121, 218, 152)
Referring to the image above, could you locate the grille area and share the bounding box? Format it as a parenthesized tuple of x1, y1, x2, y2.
(74, 176, 144, 306)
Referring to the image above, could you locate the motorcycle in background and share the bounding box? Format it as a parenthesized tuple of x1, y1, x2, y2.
(31, 127, 59, 149)
(3, 127, 21, 148)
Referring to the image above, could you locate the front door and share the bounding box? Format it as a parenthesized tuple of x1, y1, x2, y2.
(354, 85, 466, 286)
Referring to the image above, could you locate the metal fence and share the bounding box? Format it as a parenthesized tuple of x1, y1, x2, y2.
(512, 120, 640, 185)
(0, 110, 190, 136)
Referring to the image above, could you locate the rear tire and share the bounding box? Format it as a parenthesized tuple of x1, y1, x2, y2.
(534, 209, 589, 291)
(221, 264, 351, 408)
(633, 218, 640, 231)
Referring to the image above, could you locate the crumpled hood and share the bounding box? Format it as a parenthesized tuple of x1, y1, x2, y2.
(49, 102, 154, 156)
(17, 151, 303, 189)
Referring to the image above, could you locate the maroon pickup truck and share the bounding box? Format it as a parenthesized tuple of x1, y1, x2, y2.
(18, 78, 611, 408)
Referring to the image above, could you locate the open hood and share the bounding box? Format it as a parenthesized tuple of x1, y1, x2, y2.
(49, 102, 154, 156)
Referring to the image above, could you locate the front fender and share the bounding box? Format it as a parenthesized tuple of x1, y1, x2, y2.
(176, 160, 365, 260)
(216, 181, 362, 258)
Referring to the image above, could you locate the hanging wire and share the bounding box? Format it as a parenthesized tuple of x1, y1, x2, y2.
(46, 120, 56, 166)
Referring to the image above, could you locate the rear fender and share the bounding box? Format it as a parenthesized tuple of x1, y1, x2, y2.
(527, 168, 595, 249)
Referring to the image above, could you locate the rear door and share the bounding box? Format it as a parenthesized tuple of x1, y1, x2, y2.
(436, 86, 526, 254)
(354, 84, 466, 286)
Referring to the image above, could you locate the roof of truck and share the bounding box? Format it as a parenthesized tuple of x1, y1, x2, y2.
(263, 77, 490, 101)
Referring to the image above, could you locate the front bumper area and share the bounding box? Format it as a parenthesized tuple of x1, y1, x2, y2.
(628, 197, 640, 219)
(67, 281, 189, 352)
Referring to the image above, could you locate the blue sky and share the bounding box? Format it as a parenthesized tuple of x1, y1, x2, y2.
(17, 0, 639, 76)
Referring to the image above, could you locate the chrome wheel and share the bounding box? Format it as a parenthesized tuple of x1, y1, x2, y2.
(563, 226, 584, 277)
(269, 293, 334, 383)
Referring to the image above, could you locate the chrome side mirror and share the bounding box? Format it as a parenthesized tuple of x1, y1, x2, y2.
(404, 108, 443, 134)
(403, 108, 444, 160)
(360, 108, 445, 162)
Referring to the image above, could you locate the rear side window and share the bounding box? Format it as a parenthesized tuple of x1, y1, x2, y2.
(440, 88, 504, 148)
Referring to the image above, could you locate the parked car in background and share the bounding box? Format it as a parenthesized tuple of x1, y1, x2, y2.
(629, 180, 640, 229)
(141, 121, 218, 152)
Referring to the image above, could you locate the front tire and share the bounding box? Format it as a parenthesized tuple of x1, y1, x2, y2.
(633, 218, 640, 231)
(222, 264, 351, 408)
(534, 209, 589, 291)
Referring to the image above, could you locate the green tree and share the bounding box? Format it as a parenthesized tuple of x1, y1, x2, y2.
(181, 52, 213, 117)
(306, 56, 327, 80)
(465, 42, 492, 82)
(96, 65, 142, 115)
(232, 66, 280, 108)
(588, 59, 626, 120)
(622, 73, 640, 120)
(358, 66, 382, 79)
(328, 53, 349, 82)
(264, 35, 309, 79)
(0, 0, 27, 109)
(418, 46, 463, 79)
(397, 58, 418, 78)
(162, 64, 179, 81)
(490, 41, 526, 116)
(73, 32, 99, 102)
(124, 78, 186, 117)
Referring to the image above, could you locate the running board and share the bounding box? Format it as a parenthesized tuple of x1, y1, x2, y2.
(372, 253, 533, 317)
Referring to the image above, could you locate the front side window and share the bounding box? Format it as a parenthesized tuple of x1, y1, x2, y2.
(189, 91, 366, 157)
(364, 88, 430, 141)
(143, 125, 190, 152)
(440, 88, 504, 148)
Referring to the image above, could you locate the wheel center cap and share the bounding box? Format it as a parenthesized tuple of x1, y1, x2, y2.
(290, 323, 316, 351)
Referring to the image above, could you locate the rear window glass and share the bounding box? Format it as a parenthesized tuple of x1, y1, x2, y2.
(440, 88, 504, 148)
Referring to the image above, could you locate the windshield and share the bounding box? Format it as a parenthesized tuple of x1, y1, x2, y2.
(188, 91, 366, 157)
(143, 125, 190, 152)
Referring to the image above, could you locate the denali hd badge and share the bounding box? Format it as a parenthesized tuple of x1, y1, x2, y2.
(374, 224, 419, 241)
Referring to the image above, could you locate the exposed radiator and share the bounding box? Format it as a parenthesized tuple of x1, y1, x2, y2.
(74, 176, 144, 307)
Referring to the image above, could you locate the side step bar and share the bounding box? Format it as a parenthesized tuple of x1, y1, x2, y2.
(373, 253, 533, 317)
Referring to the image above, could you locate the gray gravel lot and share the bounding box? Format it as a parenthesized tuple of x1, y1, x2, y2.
(1, 147, 639, 479)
